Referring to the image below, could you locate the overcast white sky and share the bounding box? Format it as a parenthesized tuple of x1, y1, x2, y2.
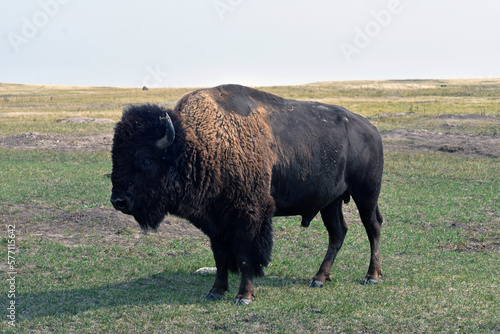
(1, 0, 499, 88)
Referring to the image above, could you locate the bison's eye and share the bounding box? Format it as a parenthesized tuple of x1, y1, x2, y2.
(133, 153, 157, 175)
(142, 158, 153, 168)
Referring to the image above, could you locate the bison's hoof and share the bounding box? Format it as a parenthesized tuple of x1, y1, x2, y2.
(308, 279, 324, 288)
(205, 292, 224, 301)
(361, 278, 379, 285)
(234, 298, 253, 305)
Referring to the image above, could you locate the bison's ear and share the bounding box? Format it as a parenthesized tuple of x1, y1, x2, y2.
(156, 112, 175, 149)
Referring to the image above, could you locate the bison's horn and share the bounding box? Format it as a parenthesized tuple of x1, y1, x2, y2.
(156, 113, 175, 149)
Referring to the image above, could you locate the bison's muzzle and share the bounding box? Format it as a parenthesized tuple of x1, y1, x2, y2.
(110, 189, 165, 231)
(110, 191, 132, 214)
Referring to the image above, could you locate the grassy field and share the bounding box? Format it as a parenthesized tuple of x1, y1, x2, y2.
(1, 79, 499, 333)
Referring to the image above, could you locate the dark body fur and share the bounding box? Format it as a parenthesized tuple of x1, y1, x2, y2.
(111, 84, 384, 303)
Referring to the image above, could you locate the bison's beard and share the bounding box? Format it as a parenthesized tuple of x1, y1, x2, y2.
(133, 209, 165, 231)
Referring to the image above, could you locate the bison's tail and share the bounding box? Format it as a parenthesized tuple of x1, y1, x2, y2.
(342, 191, 351, 204)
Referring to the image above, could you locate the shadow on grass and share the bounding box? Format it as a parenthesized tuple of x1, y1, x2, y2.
(17, 271, 211, 320)
(16, 271, 315, 320)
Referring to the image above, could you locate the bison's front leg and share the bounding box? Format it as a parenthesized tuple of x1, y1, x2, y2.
(206, 239, 229, 300)
(233, 213, 273, 305)
(234, 260, 255, 305)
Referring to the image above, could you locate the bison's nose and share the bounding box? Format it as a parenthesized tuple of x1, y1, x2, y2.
(110, 194, 131, 212)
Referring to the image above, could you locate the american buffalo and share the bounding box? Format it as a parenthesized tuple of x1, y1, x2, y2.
(110, 84, 384, 304)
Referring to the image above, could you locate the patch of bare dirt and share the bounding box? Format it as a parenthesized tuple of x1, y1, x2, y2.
(446, 219, 500, 253)
(435, 114, 498, 120)
(0, 132, 113, 153)
(381, 129, 500, 158)
(57, 117, 116, 124)
(371, 112, 420, 119)
(2, 204, 205, 247)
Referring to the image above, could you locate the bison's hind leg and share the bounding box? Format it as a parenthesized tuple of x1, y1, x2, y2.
(309, 198, 348, 288)
(357, 202, 383, 285)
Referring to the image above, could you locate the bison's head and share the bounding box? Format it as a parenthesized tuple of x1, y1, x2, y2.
(110, 104, 178, 230)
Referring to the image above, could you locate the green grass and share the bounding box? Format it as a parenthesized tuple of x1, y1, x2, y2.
(0, 149, 111, 212)
(2, 150, 499, 333)
(1, 80, 499, 333)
